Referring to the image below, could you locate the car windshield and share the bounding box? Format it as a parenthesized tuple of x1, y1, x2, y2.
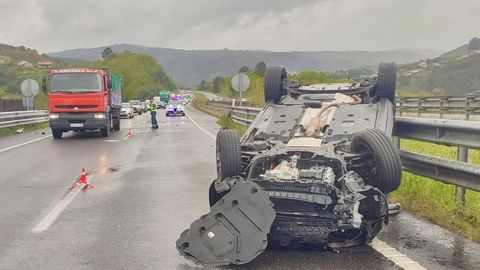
(129, 100, 140, 105)
(169, 100, 183, 105)
(122, 103, 131, 108)
(51, 73, 102, 93)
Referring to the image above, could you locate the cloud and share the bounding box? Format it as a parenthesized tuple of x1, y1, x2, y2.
(0, 0, 479, 52)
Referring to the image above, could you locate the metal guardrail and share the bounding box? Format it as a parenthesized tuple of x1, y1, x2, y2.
(0, 110, 49, 129)
(397, 96, 480, 121)
(227, 105, 480, 200)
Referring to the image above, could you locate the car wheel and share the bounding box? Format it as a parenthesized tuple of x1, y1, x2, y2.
(52, 129, 62, 139)
(216, 129, 242, 181)
(351, 128, 402, 193)
(371, 63, 396, 103)
(166, 113, 169, 117)
(264, 66, 287, 104)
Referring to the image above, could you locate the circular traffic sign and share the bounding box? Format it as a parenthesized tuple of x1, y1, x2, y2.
(20, 79, 39, 97)
(231, 73, 250, 92)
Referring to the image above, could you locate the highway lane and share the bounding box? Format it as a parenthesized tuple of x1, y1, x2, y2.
(0, 106, 478, 269)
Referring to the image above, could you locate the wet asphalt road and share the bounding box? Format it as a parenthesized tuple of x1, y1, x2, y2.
(0, 106, 479, 270)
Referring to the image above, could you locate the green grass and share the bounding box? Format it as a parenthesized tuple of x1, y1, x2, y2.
(217, 116, 247, 135)
(0, 122, 49, 138)
(390, 139, 480, 242)
(193, 92, 208, 105)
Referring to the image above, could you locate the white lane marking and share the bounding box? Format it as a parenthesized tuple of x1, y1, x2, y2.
(371, 239, 426, 270)
(185, 113, 215, 140)
(0, 136, 51, 154)
(32, 180, 92, 233)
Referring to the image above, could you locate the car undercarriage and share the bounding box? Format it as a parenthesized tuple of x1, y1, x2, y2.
(177, 63, 402, 266)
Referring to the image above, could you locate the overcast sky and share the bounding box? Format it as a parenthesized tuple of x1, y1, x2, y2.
(1, 0, 479, 53)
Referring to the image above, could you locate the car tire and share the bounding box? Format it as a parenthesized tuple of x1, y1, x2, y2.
(216, 129, 242, 181)
(371, 63, 396, 103)
(166, 113, 169, 117)
(351, 128, 402, 194)
(52, 129, 62, 139)
(264, 66, 287, 104)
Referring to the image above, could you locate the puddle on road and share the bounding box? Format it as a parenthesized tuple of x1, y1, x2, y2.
(378, 212, 480, 269)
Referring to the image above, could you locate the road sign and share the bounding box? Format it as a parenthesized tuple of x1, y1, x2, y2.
(231, 73, 250, 106)
(20, 79, 39, 97)
(231, 73, 250, 92)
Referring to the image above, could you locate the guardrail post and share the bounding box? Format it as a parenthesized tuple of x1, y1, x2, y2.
(393, 136, 400, 150)
(417, 97, 424, 118)
(439, 97, 446, 119)
(465, 97, 472, 121)
(398, 98, 403, 117)
(456, 146, 468, 208)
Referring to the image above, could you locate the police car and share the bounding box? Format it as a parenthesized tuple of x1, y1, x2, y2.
(166, 100, 185, 116)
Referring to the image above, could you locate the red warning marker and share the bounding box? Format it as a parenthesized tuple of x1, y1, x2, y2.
(71, 167, 94, 190)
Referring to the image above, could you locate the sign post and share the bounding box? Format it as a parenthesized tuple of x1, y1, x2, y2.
(20, 79, 39, 110)
(231, 73, 250, 106)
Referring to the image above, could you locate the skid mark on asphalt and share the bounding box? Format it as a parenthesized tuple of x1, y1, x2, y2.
(0, 136, 51, 154)
(32, 178, 94, 233)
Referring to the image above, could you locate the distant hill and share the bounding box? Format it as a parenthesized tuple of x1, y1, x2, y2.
(0, 44, 53, 65)
(48, 44, 441, 86)
(397, 37, 480, 95)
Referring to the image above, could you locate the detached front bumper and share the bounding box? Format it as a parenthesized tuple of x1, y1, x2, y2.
(49, 113, 107, 131)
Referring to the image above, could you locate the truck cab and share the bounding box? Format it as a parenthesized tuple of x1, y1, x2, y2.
(44, 68, 122, 139)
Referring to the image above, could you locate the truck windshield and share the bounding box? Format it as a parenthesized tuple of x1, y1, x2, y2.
(51, 73, 102, 93)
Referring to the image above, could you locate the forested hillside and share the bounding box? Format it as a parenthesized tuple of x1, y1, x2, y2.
(397, 37, 480, 95)
(48, 44, 440, 87)
(79, 51, 176, 101)
(197, 62, 347, 107)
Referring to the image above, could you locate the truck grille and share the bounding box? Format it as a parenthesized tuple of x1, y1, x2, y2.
(55, 105, 97, 109)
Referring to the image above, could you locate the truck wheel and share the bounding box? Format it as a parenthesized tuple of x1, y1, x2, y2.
(100, 123, 110, 137)
(216, 129, 242, 181)
(264, 66, 287, 104)
(371, 63, 396, 103)
(52, 129, 62, 139)
(351, 129, 402, 193)
(113, 117, 120, 131)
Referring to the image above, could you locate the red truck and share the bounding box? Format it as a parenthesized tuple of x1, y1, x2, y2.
(42, 68, 122, 139)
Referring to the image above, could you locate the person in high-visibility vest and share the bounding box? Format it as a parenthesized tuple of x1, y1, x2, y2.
(148, 99, 158, 129)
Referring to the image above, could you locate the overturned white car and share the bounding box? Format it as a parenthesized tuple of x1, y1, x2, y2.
(177, 63, 402, 266)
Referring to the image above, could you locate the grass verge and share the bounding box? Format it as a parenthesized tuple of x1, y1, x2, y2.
(193, 92, 208, 105)
(0, 122, 49, 138)
(390, 139, 480, 242)
(217, 116, 248, 135)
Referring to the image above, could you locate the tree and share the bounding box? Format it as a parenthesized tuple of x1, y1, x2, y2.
(197, 80, 212, 92)
(101, 47, 114, 59)
(239, 66, 249, 73)
(213, 76, 225, 93)
(254, 61, 267, 76)
(467, 37, 480, 51)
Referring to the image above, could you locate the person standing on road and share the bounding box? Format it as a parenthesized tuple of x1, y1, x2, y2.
(148, 98, 158, 129)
